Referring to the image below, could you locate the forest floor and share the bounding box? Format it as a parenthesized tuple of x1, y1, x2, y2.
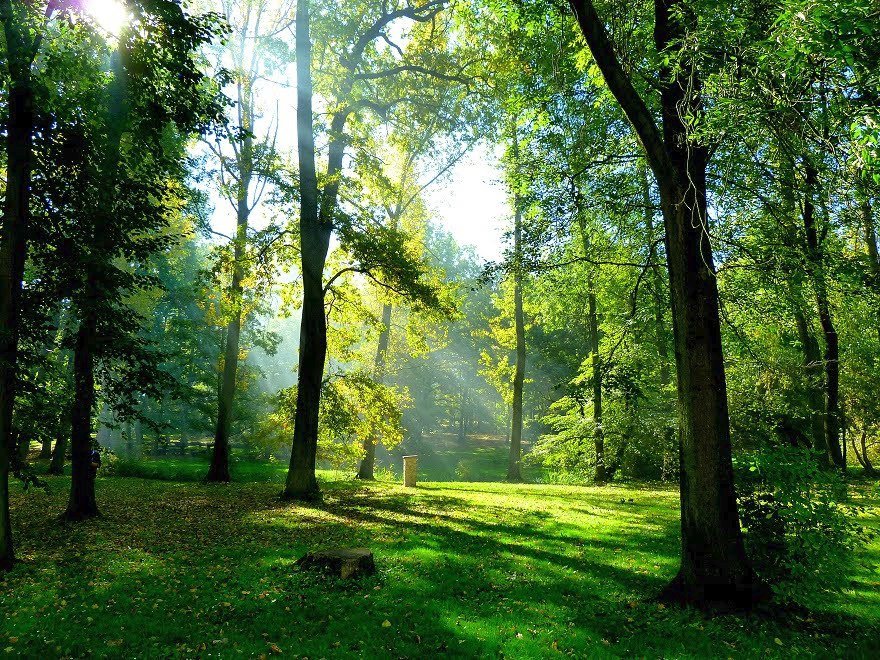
(3, 468, 880, 658)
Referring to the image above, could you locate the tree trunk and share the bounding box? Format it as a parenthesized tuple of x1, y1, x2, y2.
(0, 32, 37, 568)
(49, 434, 67, 475)
(206, 263, 242, 481)
(62, 42, 127, 520)
(569, 0, 757, 606)
(125, 423, 134, 458)
(793, 305, 827, 457)
(852, 430, 875, 476)
(865, 197, 879, 277)
(283, 0, 332, 500)
(508, 176, 525, 483)
(458, 385, 467, 443)
(577, 214, 604, 483)
(207, 76, 254, 482)
(777, 155, 826, 457)
(206, 204, 248, 483)
(62, 316, 99, 521)
(861, 195, 880, 342)
(40, 436, 52, 459)
(358, 303, 393, 480)
(587, 276, 604, 483)
(801, 159, 844, 468)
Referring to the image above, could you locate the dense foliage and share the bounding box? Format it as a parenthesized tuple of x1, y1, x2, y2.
(2, 0, 879, 622)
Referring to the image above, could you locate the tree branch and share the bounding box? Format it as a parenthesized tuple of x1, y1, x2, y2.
(568, 0, 671, 183)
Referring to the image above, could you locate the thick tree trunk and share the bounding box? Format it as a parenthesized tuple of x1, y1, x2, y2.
(283, 231, 330, 499)
(658, 164, 755, 604)
(61, 43, 126, 519)
(0, 75, 35, 570)
(508, 192, 525, 483)
(801, 159, 844, 468)
(39, 436, 52, 459)
(49, 434, 67, 475)
(358, 303, 393, 480)
(569, 0, 757, 606)
(63, 317, 99, 521)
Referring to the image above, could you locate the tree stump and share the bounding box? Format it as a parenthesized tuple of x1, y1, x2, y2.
(296, 548, 375, 579)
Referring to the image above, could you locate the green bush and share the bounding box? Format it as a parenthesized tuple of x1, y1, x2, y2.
(373, 466, 399, 482)
(97, 447, 121, 477)
(735, 446, 869, 607)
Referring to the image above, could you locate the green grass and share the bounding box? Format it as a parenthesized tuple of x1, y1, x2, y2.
(3, 467, 879, 658)
(376, 433, 547, 482)
(111, 455, 290, 483)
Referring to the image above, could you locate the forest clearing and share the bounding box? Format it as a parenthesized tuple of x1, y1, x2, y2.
(5, 461, 880, 658)
(3, 0, 880, 656)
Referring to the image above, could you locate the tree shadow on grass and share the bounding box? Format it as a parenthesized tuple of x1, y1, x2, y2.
(6, 476, 880, 658)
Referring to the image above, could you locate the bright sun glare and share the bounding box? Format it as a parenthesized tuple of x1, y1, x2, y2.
(84, 0, 130, 37)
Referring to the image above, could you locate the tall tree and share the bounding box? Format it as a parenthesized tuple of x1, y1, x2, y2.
(800, 156, 845, 467)
(40, 2, 226, 519)
(282, 0, 326, 499)
(507, 137, 525, 483)
(205, 0, 292, 482)
(283, 0, 464, 499)
(0, 0, 60, 569)
(568, 0, 758, 604)
(355, 302, 392, 479)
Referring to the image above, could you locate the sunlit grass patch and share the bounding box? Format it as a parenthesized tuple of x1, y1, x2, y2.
(3, 470, 879, 658)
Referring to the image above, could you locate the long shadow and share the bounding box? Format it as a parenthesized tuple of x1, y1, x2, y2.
(7, 475, 880, 658)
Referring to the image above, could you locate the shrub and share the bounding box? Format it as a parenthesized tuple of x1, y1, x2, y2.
(454, 460, 473, 481)
(97, 447, 121, 477)
(735, 446, 870, 607)
(374, 466, 398, 483)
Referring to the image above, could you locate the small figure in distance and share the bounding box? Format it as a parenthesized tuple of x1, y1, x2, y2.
(89, 448, 102, 482)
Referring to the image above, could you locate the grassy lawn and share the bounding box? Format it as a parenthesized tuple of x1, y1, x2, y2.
(376, 433, 546, 483)
(3, 469, 879, 658)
